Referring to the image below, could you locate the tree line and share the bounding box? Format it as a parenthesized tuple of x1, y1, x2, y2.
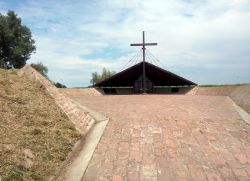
(1, 10, 114, 87)
(90, 68, 116, 85)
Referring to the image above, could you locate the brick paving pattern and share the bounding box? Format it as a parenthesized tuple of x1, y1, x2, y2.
(71, 95, 250, 181)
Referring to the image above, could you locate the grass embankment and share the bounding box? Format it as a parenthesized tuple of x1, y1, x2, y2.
(0, 69, 81, 181)
(198, 83, 247, 87)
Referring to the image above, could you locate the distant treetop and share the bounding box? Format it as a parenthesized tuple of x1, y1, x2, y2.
(31, 62, 48, 78)
(90, 68, 116, 86)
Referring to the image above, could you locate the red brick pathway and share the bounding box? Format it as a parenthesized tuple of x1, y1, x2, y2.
(71, 95, 250, 181)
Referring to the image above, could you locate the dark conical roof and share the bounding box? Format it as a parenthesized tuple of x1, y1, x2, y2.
(95, 61, 196, 87)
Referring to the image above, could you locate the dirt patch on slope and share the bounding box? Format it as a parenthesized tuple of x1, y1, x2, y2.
(0, 69, 81, 181)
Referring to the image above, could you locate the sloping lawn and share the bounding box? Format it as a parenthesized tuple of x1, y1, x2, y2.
(0, 69, 81, 181)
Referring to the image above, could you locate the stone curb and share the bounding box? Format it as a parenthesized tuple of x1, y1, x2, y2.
(51, 108, 109, 181)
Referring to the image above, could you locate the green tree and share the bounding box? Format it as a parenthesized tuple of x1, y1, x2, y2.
(31, 62, 48, 78)
(31, 62, 67, 88)
(90, 68, 116, 85)
(90, 72, 99, 85)
(0, 11, 36, 68)
(54, 82, 67, 88)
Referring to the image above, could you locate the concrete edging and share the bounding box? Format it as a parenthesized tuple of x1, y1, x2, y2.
(51, 107, 109, 181)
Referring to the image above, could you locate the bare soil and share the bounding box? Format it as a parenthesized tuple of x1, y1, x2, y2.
(0, 69, 81, 181)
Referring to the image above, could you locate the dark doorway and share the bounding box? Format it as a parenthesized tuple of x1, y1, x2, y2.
(134, 75, 153, 93)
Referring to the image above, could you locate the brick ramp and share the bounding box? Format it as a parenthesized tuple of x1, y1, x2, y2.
(59, 88, 104, 97)
(186, 86, 238, 96)
(19, 65, 95, 135)
(71, 95, 250, 181)
(187, 85, 250, 114)
(19, 65, 110, 181)
(230, 84, 250, 114)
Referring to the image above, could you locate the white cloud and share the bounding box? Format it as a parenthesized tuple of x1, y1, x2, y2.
(1, 0, 250, 86)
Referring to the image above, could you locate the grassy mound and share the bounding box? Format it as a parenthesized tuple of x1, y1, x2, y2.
(0, 69, 81, 181)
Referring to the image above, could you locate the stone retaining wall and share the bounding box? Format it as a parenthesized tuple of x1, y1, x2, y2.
(19, 65, 95, 135)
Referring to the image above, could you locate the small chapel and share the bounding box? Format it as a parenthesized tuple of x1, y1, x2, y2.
(94, 31, 197, 94)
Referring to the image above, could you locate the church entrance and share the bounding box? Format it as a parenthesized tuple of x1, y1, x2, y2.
(134, 75, 153, 93)
(94, 32, 197, 92)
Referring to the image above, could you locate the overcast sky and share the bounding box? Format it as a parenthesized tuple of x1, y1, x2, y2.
(1, 0, 250, 87)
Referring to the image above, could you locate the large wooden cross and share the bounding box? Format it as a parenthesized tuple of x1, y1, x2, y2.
(130, 31, 157, 93)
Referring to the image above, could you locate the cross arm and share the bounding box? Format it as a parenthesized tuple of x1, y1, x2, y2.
(145, 43, 157, 46)
(130, 43, 143, 46)
(130, 43, 157, 46)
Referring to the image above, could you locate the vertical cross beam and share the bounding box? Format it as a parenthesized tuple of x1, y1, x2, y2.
(142, 31, 146, 93)
(130, 31, 157, 93)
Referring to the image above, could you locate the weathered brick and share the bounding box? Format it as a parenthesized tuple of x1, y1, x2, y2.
(77, 95, 250, 181)
(130, 142, 140, 151)
(127, 172, 139, 181)
(219, 167, 235, 180)
(112, 175, 123, 181)
(141, 165, 157, 177)
(234, 154, 248, 164)
(189, 167, 207, 181)
(211, 155, 226, 168)
(129, 150, 141, 162)
(233, 168, 248, 177)
(166, 139, 176, 148)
